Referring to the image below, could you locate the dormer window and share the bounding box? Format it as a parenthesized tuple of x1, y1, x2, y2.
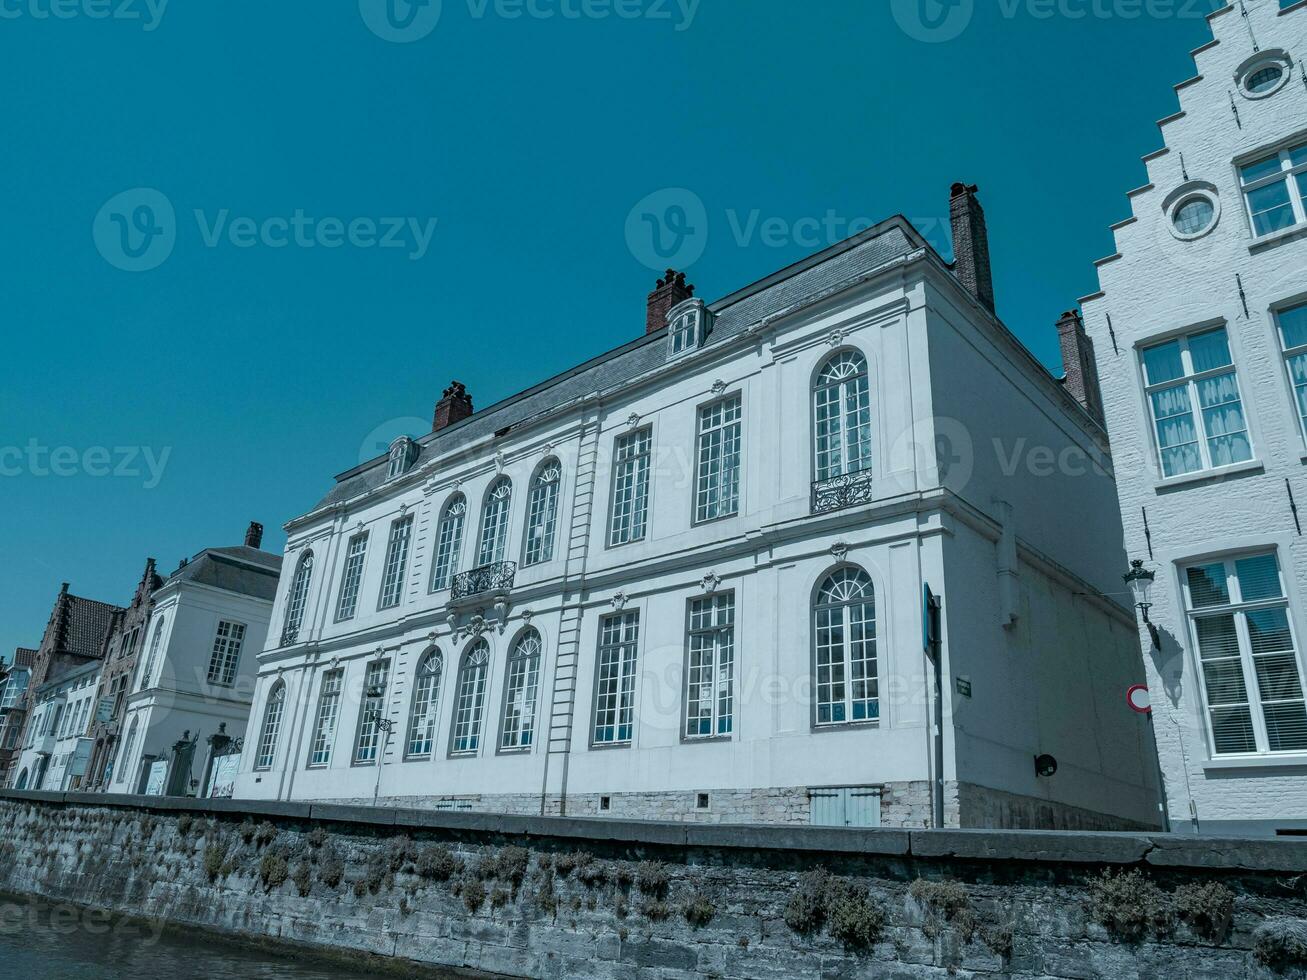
(386, 437, 418, 480)
(667, 298, 710, 359)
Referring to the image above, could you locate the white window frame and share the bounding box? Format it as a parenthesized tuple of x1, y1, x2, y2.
(282, 551, 314, 646)
(500, 629, 542, 752)
(684, 592, 735, 740)
(206, 619, 247, 688)
(449, 641, 491, 757)
(430, 496, 467, 591)
(813, 567, 879, 728)
(694, 395, 742, 524)
(668, 308, 700, 357)
(1184, 552, 1307, 758)
(1276, 301, 1307, 443)
(254, 682, 286, 771)
(136, 616, 167, 692)
(377, 515, 414, 610)
(477, 479, 513, 566)
(592, 611, 639, 747)
(1140, 327, 1253, 479)
(523, 460, 562, 567)
(306, 669, 343, 769)
(608, 427, 652, 547)
(405, 650, 444, 759)
(335, 531, 369, 622)
(353, 659, 391, 766)
(1239, 138, 1307, 239)
(813, 349, 873, 483)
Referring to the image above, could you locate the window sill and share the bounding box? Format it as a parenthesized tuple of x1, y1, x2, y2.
(589, 741, 632, 751)
(1248, 223, 1307, 253)
(1154, 459, 1264, 493)
(812, 720, 881, 733)
(1203, 754, 1307, 772)
(681, 734, 733, 744)
(496, 746, 532, 756)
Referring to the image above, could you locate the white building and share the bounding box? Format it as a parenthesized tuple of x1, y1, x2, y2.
(1079, 1, 1307, 835)
(13, 659, 102, 792)
(235, 186, 1160, 830)
(109, 540, 280, 796)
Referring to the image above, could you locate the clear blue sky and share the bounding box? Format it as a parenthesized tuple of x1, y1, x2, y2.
(0, 0, 1223, 659)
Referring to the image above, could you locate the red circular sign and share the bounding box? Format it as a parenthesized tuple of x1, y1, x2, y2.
(1126, 685, 1152, 715)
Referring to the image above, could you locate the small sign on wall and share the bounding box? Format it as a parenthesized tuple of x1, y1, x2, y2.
(95, 697, 115, 724)
(208, 754, 240, 799)
(955, 676, 972, 699)
(145, 760, 168, 796)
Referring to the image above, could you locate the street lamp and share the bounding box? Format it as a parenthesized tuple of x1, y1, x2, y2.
(1124, 560, 1162, 651)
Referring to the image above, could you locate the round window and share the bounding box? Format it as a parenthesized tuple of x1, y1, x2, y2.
(1247, 64, 1285, 94)
(1173, 197, 1216, 236)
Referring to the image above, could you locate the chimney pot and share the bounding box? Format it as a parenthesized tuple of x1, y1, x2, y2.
(949, 182, 996, 315)
(1056, 309, 1105, 425)
(433, 381, 474, 432)
(244, 522, 264, 550)
(646, 268, 696, 336)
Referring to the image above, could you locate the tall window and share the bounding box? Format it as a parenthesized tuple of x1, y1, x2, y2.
(282, 551, 314, 646)
(255, 682, 286, 770)
(814, 568, 878, 727)
(477, 478, 512, 565)
(685, 592, 735, 738)
(609, 428, 652, 546)
(1186, 553, 1307, 756)
(430, 496, 467, 591)
(206, 620, 246, 687)
(524, 461, 562, 566)
(335, 532, 369, 621)
(136, 616, 167, 691)
(115, 717, 139, 785)
(1277, 302, 1307, 439)
(1142, 327, 1252, 478)
(695, 396, 742, 523)
(1240, 139, 1307, 237)
(307, 669, 343, 768)
(501, 629, 542, 750)
(354, 659, 390, 765)
(450, 640, 491, 755)
(378, 515, 414, 610)
(406, 650, 444, 758)
(814, 350, 872, 481)
(593, 611, 639, 745)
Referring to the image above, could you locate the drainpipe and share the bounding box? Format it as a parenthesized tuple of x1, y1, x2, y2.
(924, 586, 945, 829)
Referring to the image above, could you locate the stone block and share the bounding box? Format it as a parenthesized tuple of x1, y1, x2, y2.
(908, 828, 1153, 864)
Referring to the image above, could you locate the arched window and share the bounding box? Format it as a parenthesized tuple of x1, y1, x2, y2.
(450, 640, 491, 755)
(15, 768, 28, 790)
(406, 649, 444, 758)
(813, 350, 872, 482)
(813, 567, 879, 727)
(255, 681, 286, 770)
(523, 460, 562, 566)
(501, 629, 542, 750)
(114, 716, 139, 785)
(477, 478, 512, 566)
(282, 551, 314, 646)
(430, 495, 467, 591)
(136, 615, 167, 692)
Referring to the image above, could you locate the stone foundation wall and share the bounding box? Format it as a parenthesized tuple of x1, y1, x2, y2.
(1, 789, 1304, 979)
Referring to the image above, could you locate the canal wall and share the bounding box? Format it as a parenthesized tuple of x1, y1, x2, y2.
(2, 789, 1307, 979)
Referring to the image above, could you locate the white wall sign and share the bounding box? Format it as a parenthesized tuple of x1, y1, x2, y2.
(145, 760, 169, 796)
(208, 754, 240, 799)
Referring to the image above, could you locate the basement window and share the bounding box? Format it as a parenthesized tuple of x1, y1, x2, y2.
(696, 792, 710, 810)
(599, 795, 611, 812)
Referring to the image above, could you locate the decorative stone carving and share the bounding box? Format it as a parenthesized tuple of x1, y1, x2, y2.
(612, 591, 629, 611)
(711, 379, 727, 395)
(626, 412, 641, 430)
(700, 572, 722, 593)
(494, 451, 506, 474)
(830, 541, 850, 561)
(827, 328, 846, 347)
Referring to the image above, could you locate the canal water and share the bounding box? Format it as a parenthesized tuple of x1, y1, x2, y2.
(0, 892, 469, 979)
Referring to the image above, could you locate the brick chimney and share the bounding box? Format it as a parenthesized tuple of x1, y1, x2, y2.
(1057, 310, 1105, 425)
(433, 381, 474, 432)
(244, 522, 264, 550)
(646, 269, 695, 336)
(949, 183, 996, 315)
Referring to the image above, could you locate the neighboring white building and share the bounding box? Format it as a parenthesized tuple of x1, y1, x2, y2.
(109, 540, 281, 796)
(1079, 1, 1307, 835)
(235, 186, 1160, 830)
(13, 660, 102, 792)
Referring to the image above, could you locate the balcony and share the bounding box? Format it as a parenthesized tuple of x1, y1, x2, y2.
(811, 469, 874, 515)
(451, 561, 517, 602)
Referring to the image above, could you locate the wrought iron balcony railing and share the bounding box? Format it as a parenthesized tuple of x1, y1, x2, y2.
(452, 561, 517, 601)
(811, 469, 874, 515)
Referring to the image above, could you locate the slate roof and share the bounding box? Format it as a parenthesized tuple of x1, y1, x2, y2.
(12, 649, 37, 670)
(164, 547, 283, 602)
(314, 220, 923, 512)
(60, 594, 123, 659)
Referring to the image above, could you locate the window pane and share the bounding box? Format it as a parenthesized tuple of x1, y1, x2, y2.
(431, 499, 466, 591)
(695, 397, 742, 522)
(1280, 304, 1307, 350)
(1196, 372, 1251, 466)
(1150, 386, 1201, 477)
(1248, 180, 1297, 236)
(1142, 340, 1185, 385)
(1237, 555, 1283, 602)
(1188, 329, 1233, 373)
(1241, 154, 1284, 184)
(1187, 563, 1231, 608)
(1264, 703, 1307, 753)
(1210, 706, 1259, 755)
(378, 517, 413, 609)
(609, 429, 652, 546)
